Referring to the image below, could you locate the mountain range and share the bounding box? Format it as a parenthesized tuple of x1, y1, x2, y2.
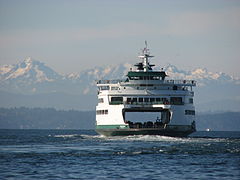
(0, 57, 240, 112)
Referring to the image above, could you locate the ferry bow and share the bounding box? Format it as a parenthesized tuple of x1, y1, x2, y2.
(95, 43, 196, 137)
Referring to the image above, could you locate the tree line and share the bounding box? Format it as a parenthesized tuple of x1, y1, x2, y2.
(0, 107, 95, 129)
(0, 107, 239, 131)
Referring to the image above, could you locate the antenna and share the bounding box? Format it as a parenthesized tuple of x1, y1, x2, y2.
(143, 40, 150, 55)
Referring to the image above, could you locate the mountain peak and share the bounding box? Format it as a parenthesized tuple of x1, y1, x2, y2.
(24, 57, 33, 64)
(22, 57, 45, 67)
(0, 58, 61, 84)
(0, 59, 239, 95)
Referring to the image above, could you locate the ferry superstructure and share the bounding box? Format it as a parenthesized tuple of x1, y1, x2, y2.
(96, 44, 196, 136)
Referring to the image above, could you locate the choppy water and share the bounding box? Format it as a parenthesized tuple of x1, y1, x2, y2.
(0, 130, 239, 179)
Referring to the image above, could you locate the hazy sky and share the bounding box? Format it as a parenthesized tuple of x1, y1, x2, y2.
(0, 0, 240, 77)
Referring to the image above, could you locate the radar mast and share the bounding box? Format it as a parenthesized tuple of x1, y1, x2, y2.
(137, 41, 155, 72)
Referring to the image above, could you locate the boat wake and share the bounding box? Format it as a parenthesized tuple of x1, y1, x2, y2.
(51, 133, 230, 144)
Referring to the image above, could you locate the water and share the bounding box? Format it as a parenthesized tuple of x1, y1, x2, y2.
(0, 130, 239, 180)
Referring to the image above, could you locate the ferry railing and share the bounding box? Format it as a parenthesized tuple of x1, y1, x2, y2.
(108, 101, 170, 105)
(96, 79, 196, 86)
(164, 80, 196, 86)
(96, 79, 123, 84)
(124, 101, 184, 106)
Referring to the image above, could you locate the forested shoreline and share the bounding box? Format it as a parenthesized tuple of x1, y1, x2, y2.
(0, 107, 239, 131)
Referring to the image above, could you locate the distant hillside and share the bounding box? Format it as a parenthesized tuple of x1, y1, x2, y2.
(0, 107, 239, 131)
(0, 107, 95, 129)
(196, 112, 240, 131)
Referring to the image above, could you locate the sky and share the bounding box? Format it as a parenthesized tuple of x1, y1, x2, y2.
(0, 0, 240, 77)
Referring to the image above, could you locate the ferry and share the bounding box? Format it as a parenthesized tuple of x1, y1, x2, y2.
(95, 43, 196, 137)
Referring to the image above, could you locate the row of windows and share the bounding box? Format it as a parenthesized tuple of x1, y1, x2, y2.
(97, 109, 195, 115)
(100, 96, 193, 105)
(126, 97, 184, 105)
(185, 110, 195, 115)
(126, 97, 168, 103)
(96, 110, 108, 115)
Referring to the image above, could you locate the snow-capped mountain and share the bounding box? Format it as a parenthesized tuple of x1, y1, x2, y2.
(0, 57, 239, 94)
(69, 63, 238, 83)
(0, 58, 239, 111)
(0, 57, 61, 83)
(163, 64, 236, 86)
(0, 58, 65, 94)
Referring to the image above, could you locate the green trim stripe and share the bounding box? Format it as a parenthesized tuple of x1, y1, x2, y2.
(96, 125, 129, 129)
(127, 71, 166, 77)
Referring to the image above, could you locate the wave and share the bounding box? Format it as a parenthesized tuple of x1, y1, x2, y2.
(98, 134, 227, 143)
(53, 134, 80, 138)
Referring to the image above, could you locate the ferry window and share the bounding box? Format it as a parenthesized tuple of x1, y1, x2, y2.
(150, 98, 155, 102)
(189, 98, 193, 104)
(110, 97, 123, 104)
(139, 98, 143, 102)
(104, 110, 108, 114)
(111, 97, 123, 102)
(98, 98, 104, 103)
(111, 87, 118, 90)
(127, 98, 131, 103)
(170, 97, 183, 105)
(100, 86, 109, 90)
(132, 98, 137, 102)
(96, 109, 108, 115)
(162, 98, 168, 102)
(144, 98, 149, 102)
(96, 110, 101, 115)
(132, 76, 140, 80)
(185, 110, 195, 115)
(156, 98, 161, 102)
